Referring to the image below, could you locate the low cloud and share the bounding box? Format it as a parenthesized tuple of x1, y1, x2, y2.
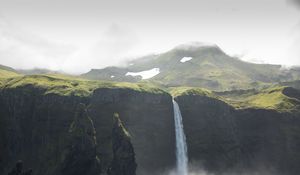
(286, 0, 300, 66)
(61, 24, 139, 74)
(287, 36, 300, 65)
(287, 0, 300, 9)
(0, 16, 76, 71)
(0, 15, 139, 74)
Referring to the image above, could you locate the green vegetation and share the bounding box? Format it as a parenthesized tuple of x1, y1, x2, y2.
(0, 69, 18, 77)
(230, 86, 300, 112)
(1, 59, 300, 113)
(170, 87, 213, 97)
(8, 71, 291, 112)
(0, 64, 21, 79)
(81, 45, 296, 91)
(0, 69, 20, 79)
(0, 66, 22, 86)
(173, 86, 300, 113)
(113, 113, 131, 138)
(0, 74, 167, 97)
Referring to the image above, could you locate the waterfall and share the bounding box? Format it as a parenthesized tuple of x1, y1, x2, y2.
(172, 99, 188, 175)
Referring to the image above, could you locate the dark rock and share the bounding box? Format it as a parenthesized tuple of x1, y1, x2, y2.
(0, 86, 174, 175)
(89, 88, 175, 175)
(175, 94, 300, 175)
(8, 160, 23, 175)
(23, 169, 33, 175)
(8, 160, 32, 175)
(58, 103, 101, 175)
(108, 113, 136, 175)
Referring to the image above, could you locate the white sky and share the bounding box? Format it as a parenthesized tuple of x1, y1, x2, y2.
(0, 0, 299, 74)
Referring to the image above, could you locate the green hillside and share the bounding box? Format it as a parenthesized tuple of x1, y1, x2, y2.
(172, 86, 300, 113)
(81, 44, 300, 91)
(0, 65, 21, 86)
(0, 69, 20, 78)
(1, 74, 166, 97)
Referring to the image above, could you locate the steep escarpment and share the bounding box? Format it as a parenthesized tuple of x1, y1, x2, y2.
(0, 85, 88, 175)
(3, 73, 300, 175)
(0, 75, 175, 175)
(174, 89, 300, 175)
(88, 88, 175, 175)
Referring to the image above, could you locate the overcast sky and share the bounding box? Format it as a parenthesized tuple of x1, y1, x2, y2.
(0, 0, 299, 74)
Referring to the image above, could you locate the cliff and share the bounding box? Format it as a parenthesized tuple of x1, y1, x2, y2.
(1, 74, 300, 175)
(0, 75, 175, 175)
(174, 87, 300, 175)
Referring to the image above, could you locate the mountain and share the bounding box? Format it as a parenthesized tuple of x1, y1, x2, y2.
(82, 67, 140, 83)
(82, 43, 300, 91)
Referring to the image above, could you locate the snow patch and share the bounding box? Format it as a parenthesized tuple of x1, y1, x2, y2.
(110, 75, 115, 78)
(180, 57, 193, 63)
(126, 68, 160, 79)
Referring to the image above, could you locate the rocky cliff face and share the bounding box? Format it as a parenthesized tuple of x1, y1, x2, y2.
(0, 85, 175, 175)
(2, 80, 300, 175)
(175, 94, 300, 175)
(0, 85, 85, 175)
(88, 88, 175, 175)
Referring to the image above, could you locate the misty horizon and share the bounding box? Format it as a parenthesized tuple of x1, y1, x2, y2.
(6, 41, 300, 75)
(0, 0, 300, 74)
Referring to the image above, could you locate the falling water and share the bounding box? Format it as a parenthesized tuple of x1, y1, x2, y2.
(172, 99, 188, 175)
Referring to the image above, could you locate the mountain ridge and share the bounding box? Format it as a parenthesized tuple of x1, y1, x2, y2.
(81, 43, 300, 91)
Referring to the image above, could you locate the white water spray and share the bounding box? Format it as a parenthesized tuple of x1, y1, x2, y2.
(173, 99, 188, 175)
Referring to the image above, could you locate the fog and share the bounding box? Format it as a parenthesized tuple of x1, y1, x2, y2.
(0, 0, 299, 74)
(164, 163, 281, 175)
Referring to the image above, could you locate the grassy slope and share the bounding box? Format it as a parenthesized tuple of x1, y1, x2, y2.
(0, 64, 299, 112)
(171, 86, 300, 113)
(0, 65, 20, 78)
(83, 46, 295, 91)
(0, 69, 20, 78)
(170, 87, 214, 97)
(150, 47, 287, 90)
(227, 86, 300, 112)
(0, 66, 22, 86)
(0, 74, 166, 97)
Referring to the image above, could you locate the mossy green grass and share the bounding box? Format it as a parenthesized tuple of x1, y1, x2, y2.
(172, 86, 300, 113)
(1, 74, 167, 97)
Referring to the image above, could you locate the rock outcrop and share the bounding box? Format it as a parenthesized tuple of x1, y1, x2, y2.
(58, 103, 101, 175)
(108, 113, 136, 175)
(8, 160, 32, 175)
